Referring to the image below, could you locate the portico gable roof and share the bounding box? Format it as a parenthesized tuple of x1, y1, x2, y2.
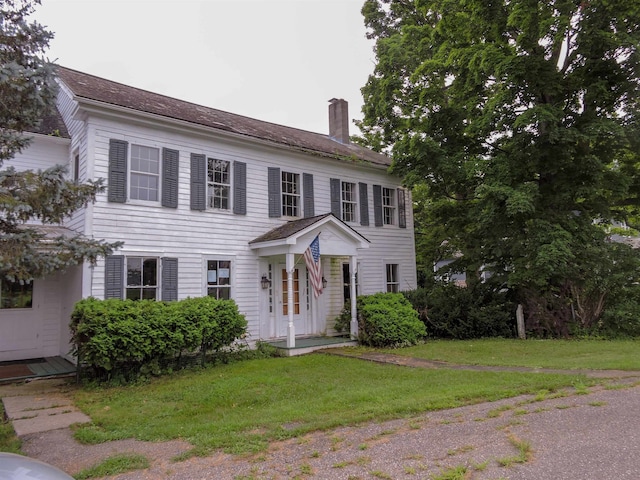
(249, 213, 369, 257)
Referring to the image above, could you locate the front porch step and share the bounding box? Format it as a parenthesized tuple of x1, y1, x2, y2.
(267, 336, 357, 357)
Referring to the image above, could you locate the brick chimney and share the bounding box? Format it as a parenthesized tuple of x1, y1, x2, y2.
(328, 98, 349, 144)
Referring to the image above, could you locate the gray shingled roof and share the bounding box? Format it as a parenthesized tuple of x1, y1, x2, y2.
(249, 214, 334, 244)
(27, 108, 70, 138)
(56, 66, 391, 168)
(249, 213, 369, 245)
(18, 224, 76, 239)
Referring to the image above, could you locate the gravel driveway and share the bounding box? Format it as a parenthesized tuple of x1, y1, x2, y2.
(5, 366, 640, 479)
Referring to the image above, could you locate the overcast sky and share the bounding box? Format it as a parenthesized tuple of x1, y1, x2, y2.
(32, 0, 377, 136)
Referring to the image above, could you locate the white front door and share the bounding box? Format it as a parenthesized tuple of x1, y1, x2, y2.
(276, 264, 309, 337)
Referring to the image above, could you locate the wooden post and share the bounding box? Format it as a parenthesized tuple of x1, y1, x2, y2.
(286, 253, 295, 348)
(516, 304, 526, 339)
(349, 256, 358, 339)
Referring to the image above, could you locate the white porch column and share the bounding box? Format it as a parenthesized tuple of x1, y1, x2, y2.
(286, 252, 295, 348)
(349, 255, 358, 339)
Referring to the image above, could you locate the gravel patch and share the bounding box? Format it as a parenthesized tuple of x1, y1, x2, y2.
(14, 381, 640, 479)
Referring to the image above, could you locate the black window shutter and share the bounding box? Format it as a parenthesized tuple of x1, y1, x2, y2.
(303, 173, 315, 218)
(162, 148, 179, 208)
(104, 255, 124, 299)
(373, 184, 383, 227)
(161, 257, 178, 301)
(330, 178, 341, 218)
(233, 161, 247, 215)
(268, 167, 281, 218)
(108, 139, 128, 203)
(190, 153, 206, 211)
(359, 182, 369, 226)
(398, 188, 407, 229)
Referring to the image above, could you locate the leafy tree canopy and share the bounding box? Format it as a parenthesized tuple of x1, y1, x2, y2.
(359, 0, 640, 335)
(0, 0, 121, 283)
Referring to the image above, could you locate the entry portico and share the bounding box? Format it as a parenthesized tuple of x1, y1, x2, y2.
(249, 213, 370, 348)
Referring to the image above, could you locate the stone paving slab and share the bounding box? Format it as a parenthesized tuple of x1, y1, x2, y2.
(12, 411, 91, 436)
(3, 395, 73, 418)
(2, 393, 91, 437)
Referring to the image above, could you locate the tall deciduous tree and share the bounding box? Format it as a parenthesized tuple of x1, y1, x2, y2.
(359, 0, 640, 335)
(0, 0, 121, 283)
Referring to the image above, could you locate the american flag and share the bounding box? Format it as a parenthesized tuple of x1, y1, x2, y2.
(304, 235, 323, 298)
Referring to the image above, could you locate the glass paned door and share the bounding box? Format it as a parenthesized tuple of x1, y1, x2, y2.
(277, 265, 308, 336)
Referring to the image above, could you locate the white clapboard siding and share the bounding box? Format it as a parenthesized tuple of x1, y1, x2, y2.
(57, 87, 417, 342)
(5, 134, 70, 172)
(0, 273, 66, 362)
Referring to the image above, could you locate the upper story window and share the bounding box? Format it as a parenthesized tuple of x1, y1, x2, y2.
(207, 158, 230, 210)
(130, 145, 160, 202)
(190, 153, 246, 214)
(268, 168, 312, 219)
(1, 280, 33, 309)
(126, 257, 158, 300)
(332, 179, 368, 226)
(282, 171, 300, 217)
(373, 185, 406, 229)
(108, 139, 179, 208)
(382, 187, 395, 225)
(341, 181, 357, 223)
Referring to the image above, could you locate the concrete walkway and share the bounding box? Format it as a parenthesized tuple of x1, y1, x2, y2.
(1, 378, 90, 437)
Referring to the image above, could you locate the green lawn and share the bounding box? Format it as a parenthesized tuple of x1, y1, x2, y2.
(73, 353, 587, 455)
(0, 402, 21, 453)
(381, 338, 640, 370)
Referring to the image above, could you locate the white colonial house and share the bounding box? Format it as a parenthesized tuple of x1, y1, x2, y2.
(0, 67, 417, 362)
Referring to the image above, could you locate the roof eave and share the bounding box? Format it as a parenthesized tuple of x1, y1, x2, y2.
(70, 94, 391, 170)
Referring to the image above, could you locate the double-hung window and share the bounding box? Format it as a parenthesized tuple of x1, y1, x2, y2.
(105, 255, 177, 301)
(332, 179, 367, 225)
(268, 168, 312, 218)
(0, 280, 33, 309)
(386, 263, 399, 293)
(373, 185, 406, 228)
(109, 139, 179, 208)
(341, 181, 357, 222)
(282, 171, 300, 217)
(130, 145, 160, 201)
(382, 187, 395, 225)
(207, 158, 230, 210)
(126, 257, 158, 300)
(207, 260, 231, 300)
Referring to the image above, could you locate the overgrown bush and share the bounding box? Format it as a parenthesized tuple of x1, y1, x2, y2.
(333, 302, 351, 334)
(593, 283, 640, 338)
(70, 296, 247, 381)
(402, 282, 516, 339)
(356, 292, 426, 347)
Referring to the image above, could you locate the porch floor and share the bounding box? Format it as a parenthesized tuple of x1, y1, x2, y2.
(267, 335, 357, 356)
(0, 357, 76, 384)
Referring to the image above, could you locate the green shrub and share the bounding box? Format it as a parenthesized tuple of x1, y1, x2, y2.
(595, 284, 640, 338)
(70, 296, 247, 381)
(356, 292, 426, 347)
(402, 282, 515, 339)
(333, 302, 352, 334)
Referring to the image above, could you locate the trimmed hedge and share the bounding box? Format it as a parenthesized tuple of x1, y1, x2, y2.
(356, 292, 427, 347)
(70, 296, 247, 381)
